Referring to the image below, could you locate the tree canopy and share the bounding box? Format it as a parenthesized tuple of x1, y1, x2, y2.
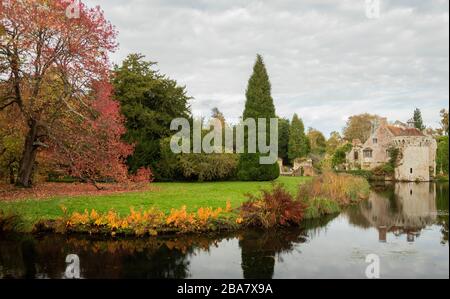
(343, 114, 383, 143)
(326, 131, 344, 155)
(112, 54, 191, 180)
(0, 0, 119, 187)
(278, 118, 290, 165)
(288, 114, 310, 162)
(237, 55, 279, 181)
(307, 128, 326, 155)
(413, 108, 426, 131)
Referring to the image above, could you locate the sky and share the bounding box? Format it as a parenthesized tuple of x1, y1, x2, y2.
(87, 0, 449, 136)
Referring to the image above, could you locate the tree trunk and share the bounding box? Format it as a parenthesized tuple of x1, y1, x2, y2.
(17, 120, 39, 188)
(9, 165, 15, 185)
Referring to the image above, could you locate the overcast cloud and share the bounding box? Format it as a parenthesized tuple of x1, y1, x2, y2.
(87, 0, 449, 136)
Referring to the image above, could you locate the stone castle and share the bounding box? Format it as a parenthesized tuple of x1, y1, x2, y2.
(346, 118, 437, 182)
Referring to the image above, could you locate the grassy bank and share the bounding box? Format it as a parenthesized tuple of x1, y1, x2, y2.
(0, 177, 308, 232)
(299, 173, 371, 219)
(0, 174, 371, 235)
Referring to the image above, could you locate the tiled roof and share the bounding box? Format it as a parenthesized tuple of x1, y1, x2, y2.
(387, 126, 425, 137)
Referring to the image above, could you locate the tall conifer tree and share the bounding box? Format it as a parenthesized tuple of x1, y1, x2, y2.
(288, 114, 310, 162)
(413, 108, 426, 131)
(237, 55, 279, 181)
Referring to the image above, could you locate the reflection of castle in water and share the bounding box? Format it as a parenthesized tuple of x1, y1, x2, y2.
(349, 183, 438, 243)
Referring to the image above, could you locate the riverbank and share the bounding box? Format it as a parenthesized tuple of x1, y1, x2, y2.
(0, 177, 307, 233)
(2, 181, 447, 279)
(0, 174, 370, 236)
(338, 170, 449, 183)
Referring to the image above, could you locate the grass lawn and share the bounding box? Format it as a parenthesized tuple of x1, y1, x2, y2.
(0, 177, 309, 230)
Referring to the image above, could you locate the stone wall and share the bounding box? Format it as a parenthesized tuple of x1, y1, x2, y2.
(395, 146, 431, 182)
(293, 159, 315, 177)
(393, 136, 437, 182)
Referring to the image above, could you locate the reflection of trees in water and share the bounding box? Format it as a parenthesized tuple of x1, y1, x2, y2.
(0, 213, 340, 279)
(300, 214, 340, 238)
(346, 205, 372, 229)
(345, 182, 449, 243)
(436, 184, 449, 245)
(238, 214, 337, 279)
(0, 234, 222, 279)
(239, 229, 306, 279)
(0, 234, 37, 279)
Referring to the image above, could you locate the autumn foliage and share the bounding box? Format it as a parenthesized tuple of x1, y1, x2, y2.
(297, 172, 370, 206)
(1, 1, 151, 187)
(51, 201, 234, 236)
(45, 81, 152, 186)
(239, 185, 306, 228)
(1, 0, 117, 186)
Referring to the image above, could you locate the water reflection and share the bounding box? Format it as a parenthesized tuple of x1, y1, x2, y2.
(0, 183, 448, 279)
(346, 183, 449, 244)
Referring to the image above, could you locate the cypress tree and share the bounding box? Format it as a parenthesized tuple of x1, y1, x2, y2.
(237, 55, 280, 181)
(413, 108, 426, 131)
(288, 114, 310, 162)
(278, 118, 290, 165)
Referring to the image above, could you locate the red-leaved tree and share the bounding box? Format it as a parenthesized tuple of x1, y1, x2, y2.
(0, 0, 119, 187)
(46, 81, 153, 188)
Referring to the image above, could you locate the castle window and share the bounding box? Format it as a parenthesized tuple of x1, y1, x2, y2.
(354, 151, 359, 160)
(363, 149, 373, 158)
(373, 138, 378, 144)
(410, 168, 413, 174)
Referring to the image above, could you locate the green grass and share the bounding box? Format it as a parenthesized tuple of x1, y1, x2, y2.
(304, 197, 341, 220)
(0, 177, 309, 230)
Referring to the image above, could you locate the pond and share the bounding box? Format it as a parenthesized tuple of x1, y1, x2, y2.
(0, 182, 448, 279)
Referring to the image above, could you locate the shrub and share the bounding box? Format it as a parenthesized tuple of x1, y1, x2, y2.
(237, 154, 280, 181)
(0, 210, 22, 232)
(239, 184, 306, 228)
(166, 205, 226, 232)
(372, 164, 391, 176)
(339, 169, 373, 180)
(156, 138, 185, 181)
(304, 197, 341, 219)
(158, 138, 240, 182)
(435, 174, 449, 182)
(332, 143, 352, 169)
(129, 167, 153, 183)
(388, 147, 400, 166)
(179, 153, 239, 182)
(55, 201, 234, 236)
(298, 172, 370, 206)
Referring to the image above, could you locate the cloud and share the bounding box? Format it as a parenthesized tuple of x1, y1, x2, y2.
(88, 0, 449, 136)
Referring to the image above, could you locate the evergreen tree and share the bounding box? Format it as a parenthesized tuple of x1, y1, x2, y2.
(278, 118, 290, 165)
(237, 55, 279, 181)
(288, 114, 310, 162)
(112, 54, 191, 180)
(413, 108, 426, 131)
